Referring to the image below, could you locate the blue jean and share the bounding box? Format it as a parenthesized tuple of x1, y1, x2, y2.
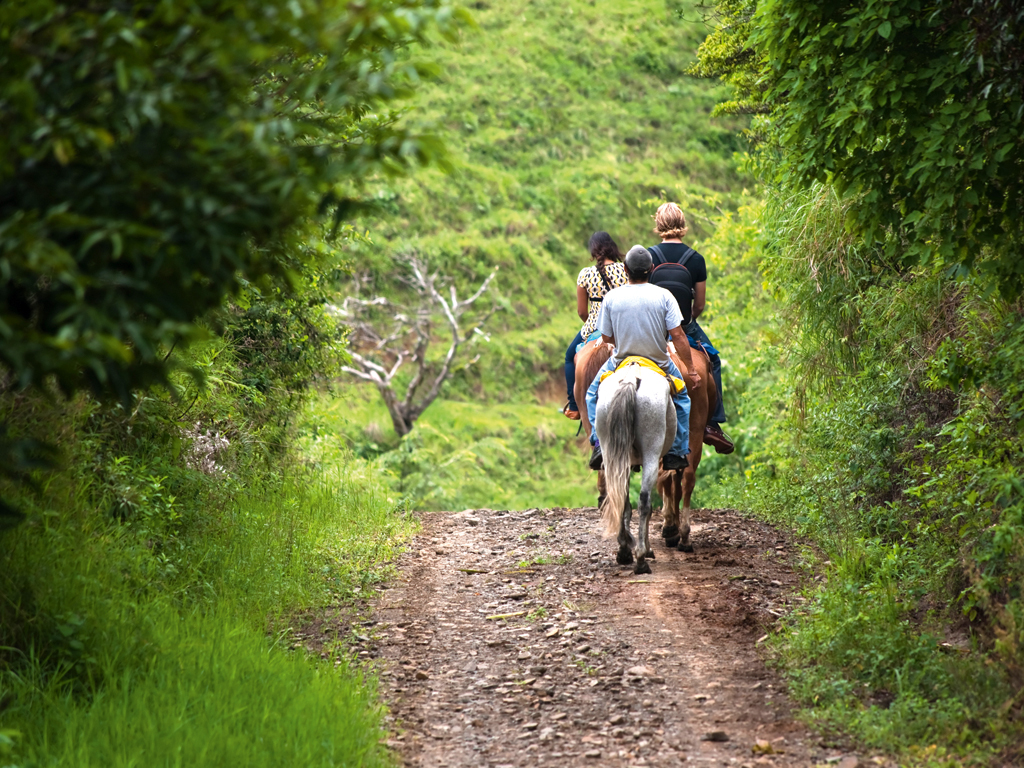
(585, 357, 690, 456)
(564, 330, 584, 410)
(686, 320, 726, 424)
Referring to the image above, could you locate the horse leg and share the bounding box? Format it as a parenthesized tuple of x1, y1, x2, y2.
(634, 458, 659, 574)
(633, 489, 653, 575)
(670, 343, 707, 555)
(597, 469, 607, 509)
(660, 470, 682, 548)
(616, 489, 634, 566)
(676, 467, 694, 552)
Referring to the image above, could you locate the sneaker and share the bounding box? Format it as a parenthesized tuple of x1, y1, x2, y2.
(703, 423, 735, 454)
(562, 402, 581, 421)
(588, 444, 603, 471)
(662, 453, 688, 471)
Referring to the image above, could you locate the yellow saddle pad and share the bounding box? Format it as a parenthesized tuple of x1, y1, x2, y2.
(599, 356, 685, 394)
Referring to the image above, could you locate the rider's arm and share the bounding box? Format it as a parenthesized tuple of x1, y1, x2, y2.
(668, 325, 701, 390)
(692, 281, 706, 322)
(576, 285, 589, 322)
(601, 334, 615, 346)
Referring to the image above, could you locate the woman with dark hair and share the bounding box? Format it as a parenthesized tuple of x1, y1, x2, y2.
(562, 232, 628, 419)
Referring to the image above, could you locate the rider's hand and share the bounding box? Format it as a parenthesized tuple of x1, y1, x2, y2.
(687, 370, 702, 390)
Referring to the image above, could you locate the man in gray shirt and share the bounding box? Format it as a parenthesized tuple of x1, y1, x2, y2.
(585, 245, 702, 470)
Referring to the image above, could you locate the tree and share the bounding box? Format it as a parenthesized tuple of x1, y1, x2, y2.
(691, 0, 1024, 296)
(0, 0, 468, 403)
(338, 256, 498, 436)
(687, 0, 769, 116)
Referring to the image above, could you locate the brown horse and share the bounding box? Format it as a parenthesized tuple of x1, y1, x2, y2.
(574, 338, 718, 552)
(574, 338, 614, 506)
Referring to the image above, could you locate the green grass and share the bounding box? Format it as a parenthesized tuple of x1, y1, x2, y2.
(357, 0, 751, 306)
(6, 608, 389, 768)
(305, 384, 599, 510)
(0, 430, 411, 767)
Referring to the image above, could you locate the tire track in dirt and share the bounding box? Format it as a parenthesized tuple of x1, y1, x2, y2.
(352, 507, 875, 767)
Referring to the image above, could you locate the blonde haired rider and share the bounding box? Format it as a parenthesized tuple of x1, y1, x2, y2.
(648, 203, 734, 454)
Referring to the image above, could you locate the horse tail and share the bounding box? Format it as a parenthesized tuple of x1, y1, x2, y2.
(600, 378, 636, 538)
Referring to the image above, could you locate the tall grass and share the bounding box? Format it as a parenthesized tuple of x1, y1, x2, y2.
(305, 387, 598, 510)
(0, 405, 410, 767)
(6, 608, 389, 768)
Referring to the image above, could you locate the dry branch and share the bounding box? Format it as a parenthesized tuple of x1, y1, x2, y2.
(337, 255, 498, 436)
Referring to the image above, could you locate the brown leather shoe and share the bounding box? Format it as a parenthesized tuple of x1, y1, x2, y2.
(704, 424, 735, 454)
(562, 403, 581, 421)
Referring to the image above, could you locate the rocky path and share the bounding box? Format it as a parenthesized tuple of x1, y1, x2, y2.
(343, 507, 875, 768)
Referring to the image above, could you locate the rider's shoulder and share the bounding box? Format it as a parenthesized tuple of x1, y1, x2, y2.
(644, 282, 677, 302)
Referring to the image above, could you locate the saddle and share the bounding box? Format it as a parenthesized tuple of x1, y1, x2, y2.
(599, 356, 685, 395)
(576, 329, 604, 355)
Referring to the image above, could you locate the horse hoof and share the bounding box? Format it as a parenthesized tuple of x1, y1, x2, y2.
(616, 546, 634, 565)
(634, 558, 652, 575)
(677, 542, 694, 553)
(661, 524, 679, 540)
(597, 495, 606, 508)
(645, 549, 655, 560)
(664, 535, 680, 548)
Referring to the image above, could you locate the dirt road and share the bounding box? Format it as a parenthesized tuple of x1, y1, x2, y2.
(344, 506, 871, 767)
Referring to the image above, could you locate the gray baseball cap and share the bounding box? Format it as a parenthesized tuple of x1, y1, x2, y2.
(624, 244, 652, 274)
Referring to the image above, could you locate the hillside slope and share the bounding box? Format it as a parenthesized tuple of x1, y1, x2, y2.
(314, 0, 759, 508)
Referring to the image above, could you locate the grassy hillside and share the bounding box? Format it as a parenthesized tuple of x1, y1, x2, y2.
(355, 0, 749, 319)
(327, 0, 758, 507)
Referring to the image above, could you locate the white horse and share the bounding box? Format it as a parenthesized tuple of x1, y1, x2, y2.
(595, 364, 677, 575)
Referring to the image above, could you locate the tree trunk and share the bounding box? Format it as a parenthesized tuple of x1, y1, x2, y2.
(378, 383, 412, 437)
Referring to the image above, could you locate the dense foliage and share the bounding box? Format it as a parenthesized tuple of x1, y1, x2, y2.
(0, 0, 464, 400)
(759, 0, 1024, 296)
(689, 0, 1024, 761)
(0, 1, 460, 764)
(695, 0, 1024, 296)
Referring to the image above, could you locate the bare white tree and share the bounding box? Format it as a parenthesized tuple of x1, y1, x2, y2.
(337, 255, 498, 436)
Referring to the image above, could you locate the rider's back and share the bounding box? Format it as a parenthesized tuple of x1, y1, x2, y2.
(647, 243, 708, 327)
(598, 283, 682, 370)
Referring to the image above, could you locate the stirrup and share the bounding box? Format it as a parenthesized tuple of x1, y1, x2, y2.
(662, 454, 688, 471)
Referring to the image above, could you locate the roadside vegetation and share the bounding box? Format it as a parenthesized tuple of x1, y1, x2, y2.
(1, 1, 456, 764)
(689, 2, 1024, 763)
(0, 390, 408, 765)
